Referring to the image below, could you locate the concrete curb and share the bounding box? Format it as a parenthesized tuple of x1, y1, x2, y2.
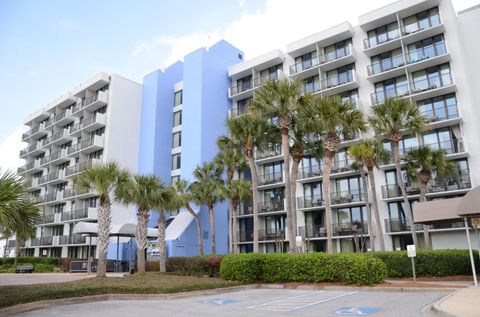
(0, 283, 460, 317)
(429, 289, 462, 317)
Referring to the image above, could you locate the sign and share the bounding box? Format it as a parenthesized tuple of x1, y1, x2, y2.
(201, 299, 239, 305)
(334, 307, 382, 315)
(407, 244, 416, 257)
(471, 217, 480, 228)
(295, 235, 303, 247)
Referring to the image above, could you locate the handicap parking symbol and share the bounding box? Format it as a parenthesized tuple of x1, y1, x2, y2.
(201, 299, 239, 305)
(334, 307, 382, 315)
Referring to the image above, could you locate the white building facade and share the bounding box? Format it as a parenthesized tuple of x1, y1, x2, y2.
(16, 73, 142, 258)
(228, 0, 480, 253)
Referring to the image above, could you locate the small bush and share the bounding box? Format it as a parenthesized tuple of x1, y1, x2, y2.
(33, 263, 54, 272)
(373, 249, 480, 278)
(219, 253, 266, 283)
(165, 256, 224, 277)
(0, 257, 61, 266)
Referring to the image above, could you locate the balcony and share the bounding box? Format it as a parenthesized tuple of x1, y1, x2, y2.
(229, 82, 253, 99)
(381, 178, 471, 199)
(421, 103, 459, 125)
(424, 138, 465, 155)
(256, 146, 282, 161)
(319, 45, 355, 72)
(238, 231, 253, 242)
(257, 171, 283, 187)
(319, 70, 357, 96)
(81, 135, 104, 154)
(7, 240, 25, 248)
(31, 236, 53, 246)
(73, 91, 108, 114)
(17, 160, 40, 174)
(228, 106, 249, 119)
(371, 81, 410, 105)
(330, 189, 364, 205)
(253, 71, 280, 88)
(54, 108, 74, 125)
(67, 142, 82, 155)
(258, 199, 285, 214)
(410, 72, 455, 101)
(297, 195, 324, 210)
(41, 213, 55, 224)
(42, 130, 69, 147)
(61, 207, 96, 221)
(237, 201, 253, 216)
(299, 225, 327, 238)
(259, 228, 285, 241)
(22, 126, 40, 141)
(38, 170, 60, 185)
(19, 142, 43, 157)
(63, 187, 94, 199)
(59, 234, 87, 245)
(363, 30, 401, 52)
(65, 160, 93, 177)
(299, 163, 323, 180)
(367, 54, 405, 81)
(333, 221, 368, 236)
(289, 55, 320, 77)
(45, 192, 62, 203)
(385, 218, 424, 233)
(331, 158, 355, 175)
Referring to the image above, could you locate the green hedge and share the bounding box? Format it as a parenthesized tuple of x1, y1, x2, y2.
(0, 257, 61, 266)
(166, 256, 224, 277)
(220, 253, 387, 286)
(0, 263, 55, 273)
(373, 250, 480, 278)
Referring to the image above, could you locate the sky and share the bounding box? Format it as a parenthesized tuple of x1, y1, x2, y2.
(0, 0, 478, 172)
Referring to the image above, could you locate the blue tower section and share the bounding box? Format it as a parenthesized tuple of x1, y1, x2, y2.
(138, 40, 244, 257)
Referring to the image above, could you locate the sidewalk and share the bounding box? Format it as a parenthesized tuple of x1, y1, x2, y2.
(432, 285, 479, 317)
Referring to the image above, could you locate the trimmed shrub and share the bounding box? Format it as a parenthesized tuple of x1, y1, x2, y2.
(374, 249, 480, 278)
(0, 263, 54, 273)
(165, 255, 224, 277)
(221, 253, 387, 285)
(0, 257, 61, 266)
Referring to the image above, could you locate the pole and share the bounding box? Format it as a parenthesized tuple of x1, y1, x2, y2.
(128, 237, 132, 274)
(464, 217, 478, 287)
(411, 257, 416, 283)
(475, 227, 480, 263)
(87, 235, 92, 274)
(116, 236, 120, 273)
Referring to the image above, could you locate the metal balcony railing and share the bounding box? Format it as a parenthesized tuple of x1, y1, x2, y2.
(258, 229, 285, 241)
(420, 103, 458, 122)
(333, 221, 368, 236)
(406, 41, 446, 64)
(330, 189, 364, 205)
(61, 208, 90, 221)
(381, 177, 471, 199)
(401, 15, 441, 36)
(385, 218, 423, 232)
(297, 195, 324, 209)
(256, 146, 282, 160)
(299, 163, 323, 179)
(258, 200, 285, 213)
(424, 138, 464, 155)
(257, 171, 283, 186)
(31, 236, 53, 246)
(367, 54, 405, 76)
(410, 72, 453, 95)
(238, 230, 253, 242)
(299, 225, 327, 238)
(363, 30, 400, 49)
(290, 55, 320, 75)
(59, 234, 87, 245)
(237, 201, 253, 216)
(371, 81, 410, 104)
(321, 71, 355, 90)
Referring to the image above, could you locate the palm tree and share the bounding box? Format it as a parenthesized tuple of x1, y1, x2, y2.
(77, 162, 129, 277)
(348, 139, 389, 251)
(369, 98, 428, 248)
(227, 114, 270, 253)
(215, 136, 248, 253)
(171, 179, 203, 255)
(298, 95, 367, 254)
(151, 183, 175, 272)
(220, 179, 252, 253)
(406, 146, 454, 249)
(116, 174, 167, 274)
(12, 201, 39, 265)
(252, 79, 312, 253)
(190, 162, 224, 255)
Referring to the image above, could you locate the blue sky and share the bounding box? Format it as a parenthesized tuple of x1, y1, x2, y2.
(0, 0, 477, 170)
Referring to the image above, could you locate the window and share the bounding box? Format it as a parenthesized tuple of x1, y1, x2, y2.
(93, 105, 107, 115)
(412, 63, 451, 92)
(374, 75, 408, 103)
(340, 89, 359, 105)
(262, 162, 283, 180)
(334, 176, 362, 203)
(367, 21, 399, 48)
(263, 188, 285, 205)
(323, 39, 351, 62)
(407, 35, 445, 64)
(52, 225, 64, 236)
(87, 197, 98, 208)
(333, 149, 352, 171)
(89, 149, 103, 160)
(233, 97, 252, 117)
(418, 94, 457, 121)
(172, 153, 181, 170)
(294, 51, 319, 73)
(91, 127, 105, 137)
(173, 111, 182, 127)
(402, 7, 440, 34)
(53, 203, 65, 213)
(172, 131, 181, 148)
(171, 175, 180, 184)
(301, 156, 322, 178)
(57, 162, 70, 171)
(422, 127, 462, 154)
(303, 75, 320, 93)
(259, 64, 281, 84)
(370, 48, 404, 75)
(303, 182, 322, 201)
(174, 90, 183, 107)
(326, 64, 354, 87)
(236, 76, 252, 94)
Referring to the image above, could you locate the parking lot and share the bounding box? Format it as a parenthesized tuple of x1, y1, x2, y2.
(13, 288, 450, 317)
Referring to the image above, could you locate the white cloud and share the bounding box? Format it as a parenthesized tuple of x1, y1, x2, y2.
(0, 125, 25, 173)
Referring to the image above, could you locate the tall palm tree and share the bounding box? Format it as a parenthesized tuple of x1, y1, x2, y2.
(298, 95, 367, 254)
(369, 98, 427, 248)
(406, 146, 454, 249)
(190, 162, 224, 255)
(12, 200, 39, 265)
(252, 79, 312, 252)
(116, 174, 167, 274)
(151, 184, 175, 273)
(171, 179, 203, 255)
(77, 162, 129, 277)
(227, 114, 270, 253)
(220, 179, 252, 253)
(348, 139, 389, 251)
(215, 136, 248, 253)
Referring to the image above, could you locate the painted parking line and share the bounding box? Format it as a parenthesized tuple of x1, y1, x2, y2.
(246, 290, 359, 312)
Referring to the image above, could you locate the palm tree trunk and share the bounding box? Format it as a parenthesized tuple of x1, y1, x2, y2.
(228, 199, 234, 254)
(186, 205, 203, 255)
(232, 201, 239, 253)
(290, 158, 300, 252)
(392, 142, 418, 248)
(360, 168, 375, 252)
(281, 130, 294, 253)
(368, 167, 385, 251)
(209, 204, 216, 254)
(323, 153, 334, 254)
(136, 208, 148, 274)
(97, 198, 112, 277)
(158, 212, 167, 272)
(14, 238, 20, 266)
(247, 155, 260, 253)
(419, 182, 431, 249)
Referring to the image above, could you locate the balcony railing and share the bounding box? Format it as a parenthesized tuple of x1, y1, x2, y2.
(331, 158, 355, 174)
(7, 240, 25, 248)
(321, 45, 352, 64)
(18, 161, 35, 174)
(297, 195, 324, 209)
(381, 178, 471, 199)
(59, 234, 87, 245)
(31, 236, 53, 246)
(67, 142, 82, 155)
(61, 208, 90, 221)
(321, 71, 354, 91)
(333, 221, 368, 236)
(363, 30, 400, 49)
(420, 103, 458, 122)
(237, 201, 253, 216)
(258, 200, 285, 213)
(238, 230, 253, 242)
(411, 72, 453, 95)
(367, 54, 405, 76)
(42, 213, 55, 223)
(253, 72, 279, 88)
(401, 16, 441, 36)
(22, 126, 40, 140)
(63, 187, 90, 199)
(257, 171, 283, 186)
(330, 189, 364, 205)
(256, 146, 282, 160)
(385, 218, 424, 232)
(299, 225, 327, 238)
(230, 82, 253, 96)
(65, 160, 92, 176)
(258, 229, 285, 241)
(20, 142, 39, 157)
(406, 41, 446, 65)
(424, 138, 464, 155)
(38, 171, 59, 185)
(290, 55, 320, 75)
(299, 163, 323, 179)
(371, 81, 410, 104)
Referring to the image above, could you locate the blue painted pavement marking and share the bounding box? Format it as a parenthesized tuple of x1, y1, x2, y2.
(334, 307, 382, 315)
(201, 299, 240, 305)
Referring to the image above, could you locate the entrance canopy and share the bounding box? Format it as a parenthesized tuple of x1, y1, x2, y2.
(457, 186, 480, 217)
(73, 222, 158, 238)
(413, 197, 463, 224)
